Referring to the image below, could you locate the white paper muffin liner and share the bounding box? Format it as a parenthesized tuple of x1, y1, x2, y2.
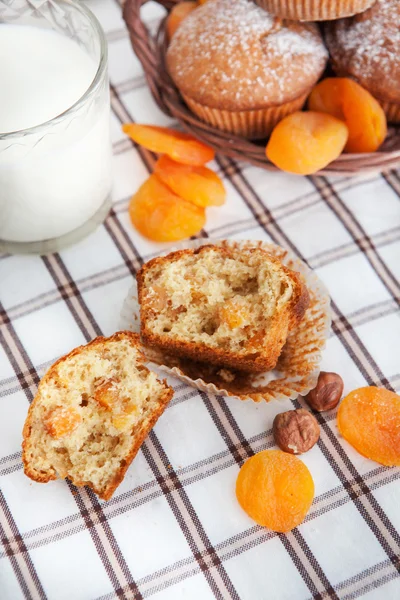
(119, 239, 331, 403)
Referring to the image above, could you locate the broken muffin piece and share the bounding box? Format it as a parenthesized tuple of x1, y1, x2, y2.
(22, 331, 173, 500)
(137, 245, 309, 373)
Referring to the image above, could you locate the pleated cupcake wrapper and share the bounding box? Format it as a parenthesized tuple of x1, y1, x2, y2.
(254, 0, 376, 21)
(182, 93, 308, 140)
(120, 239, 331, 403)
(380, 101, 400, 125)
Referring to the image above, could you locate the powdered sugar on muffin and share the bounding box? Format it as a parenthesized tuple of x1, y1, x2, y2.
(167, 0, 328, 110)
(326, 0, 400, 103)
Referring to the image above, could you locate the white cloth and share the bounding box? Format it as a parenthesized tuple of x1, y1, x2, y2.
(0, 1, 399, 598)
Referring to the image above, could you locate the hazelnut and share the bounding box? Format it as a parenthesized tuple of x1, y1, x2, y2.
(273, 408, 320, 455)
(304, 371, 344, 412)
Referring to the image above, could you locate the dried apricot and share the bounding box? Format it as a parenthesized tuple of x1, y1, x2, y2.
(337, 387, 400, 466)
(93, 378, 138, 431)
(219, 299, 249, 329)
(167, 1, 198, 39)
(154, 155, 226, 208)
(236, 449, 314, 532)
(308, 78, 387, 153)
(45, 407, 81, 439)
(93, 378, 119, 410)
(112, 403, 138, 431)
(122, 124, 215, 166)
(266, 111, 348, 175)
(148, 284, 169, 312)
(129, 174, 206, 242)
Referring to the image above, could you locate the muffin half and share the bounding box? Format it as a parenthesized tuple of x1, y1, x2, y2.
(22, 332, 173, 500)
(137, 245, 309, 373)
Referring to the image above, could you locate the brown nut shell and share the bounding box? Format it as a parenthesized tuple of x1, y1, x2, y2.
(304, 371, 344, 412)
(273, 408, 320, 455)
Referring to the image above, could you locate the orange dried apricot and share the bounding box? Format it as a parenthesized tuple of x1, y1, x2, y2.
(122, 124, 215, 166)
(307, 79, 344, 121)
(129, 174, 205, 242)
(112, 403, 138, 431)
(236, 449, 314, 532)
(148, 284, 169, 312)
(308, 78, 387, 153)
(219, 299, 249, 329)
(93, 378, 138, 431)
(45, 407, 81, 439)
(337, 387, 400, 466)
(93, 378, 119, 411)
(167, 1, 198, 39)
(154, 155, 226, 208)
(112, 415, 131, 431)
(266, 111, 348, 175)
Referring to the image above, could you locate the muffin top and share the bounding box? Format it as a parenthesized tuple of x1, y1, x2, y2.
(326, 0, 400, 103)
(166, 0, 328, 111)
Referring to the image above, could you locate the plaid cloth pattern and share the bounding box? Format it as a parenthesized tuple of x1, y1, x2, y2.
(1, 1, 400, 598)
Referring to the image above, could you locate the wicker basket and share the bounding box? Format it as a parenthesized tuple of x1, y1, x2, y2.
(123, 0, 400, 176)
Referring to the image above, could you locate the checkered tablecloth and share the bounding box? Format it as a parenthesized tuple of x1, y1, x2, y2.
(1, 1, 400, 599)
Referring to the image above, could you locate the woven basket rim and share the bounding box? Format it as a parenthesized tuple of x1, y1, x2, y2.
(123, 0, 400, 176)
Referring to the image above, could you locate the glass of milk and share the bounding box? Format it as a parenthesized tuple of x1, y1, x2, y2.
(0, 0, 112, 254)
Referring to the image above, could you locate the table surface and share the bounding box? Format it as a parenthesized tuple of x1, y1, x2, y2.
(1, 1, 400, 599)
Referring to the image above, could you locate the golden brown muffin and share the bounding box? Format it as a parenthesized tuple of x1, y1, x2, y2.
(22, 332, 173, 500)
(326, 0, 400, 123)
(137, 245, 309, 373)
(166, 0, 328, 139)
(254, 0, 376, 22)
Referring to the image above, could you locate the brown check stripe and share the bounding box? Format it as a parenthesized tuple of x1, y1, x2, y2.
(42, 256, 142, 599)
(1, 1, 400, 598)
(215, 159, 400, 570)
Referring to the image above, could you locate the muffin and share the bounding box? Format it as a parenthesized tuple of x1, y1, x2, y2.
(326, 0, 400, 123)
(22, 332, 173, 500)
(254, 0, 376, 22)
(137, 245, 309, 373)
(166, 0, 328, 139)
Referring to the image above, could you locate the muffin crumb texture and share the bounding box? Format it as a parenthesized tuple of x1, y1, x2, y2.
(22, 333, 172, 499)
(167, 0, 328, 110)
(138, 246, 309, 372)
(143, 249, 292, 345)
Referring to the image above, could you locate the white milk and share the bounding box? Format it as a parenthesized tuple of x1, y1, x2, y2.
(0, 25, 112, 244)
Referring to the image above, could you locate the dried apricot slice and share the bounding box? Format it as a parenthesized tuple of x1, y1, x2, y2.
(236, 449, 314, 532)
(93, 378, 119, 411)
(45, 407, 81, 439)
(337, 387, 400, 466)
(129, 174, 205, 242)
(266, 111, 348, 175)
(112, 403, 138, 431)
(154, 155, 226, 208)
(308, 78, 387, 153)
(93, 378, 138, 431)
(122, 124, 215, 166)
(219, 299, 249, 329)
(167, 1, 198, 39)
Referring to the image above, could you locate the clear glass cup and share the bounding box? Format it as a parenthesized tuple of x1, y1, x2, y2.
(0, 0, 112, 254)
